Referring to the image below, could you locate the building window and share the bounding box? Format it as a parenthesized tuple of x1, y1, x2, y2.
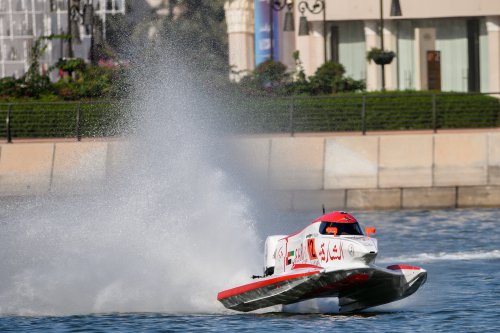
(330, 26, 339, 63)
(467, 19, 480, 92)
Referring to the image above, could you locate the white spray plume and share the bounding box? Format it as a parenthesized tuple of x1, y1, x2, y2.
(0, 41, 261, 316)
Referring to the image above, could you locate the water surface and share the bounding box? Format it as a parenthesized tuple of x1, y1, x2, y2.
(1, 207, 498, 332)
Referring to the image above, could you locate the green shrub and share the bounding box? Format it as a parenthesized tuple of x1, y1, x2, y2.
(227, 91, 500, 133)
(238, 59, 365, 96)
(307, 62, 365, 95)
(255, 60, 288, 87)
(0, 101, 128, 139)
(1, 57, 128, 101)
(308, 61, 345, 94)
(0, 92, 497, 140)
(238, 60, 290, 95)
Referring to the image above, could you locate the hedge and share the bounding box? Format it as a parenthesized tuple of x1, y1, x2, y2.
(227, 91, 500, 134)
(0, 101, 127, 139)
(0, 91, 498, 139)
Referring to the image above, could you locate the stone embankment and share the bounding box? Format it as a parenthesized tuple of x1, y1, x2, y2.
(234, 130, 500, 210)
(2, 130, 500, 210)
(0, 140, 126, 196)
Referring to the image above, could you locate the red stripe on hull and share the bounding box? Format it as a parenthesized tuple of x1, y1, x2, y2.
(291, 263, 323, 270)
(217, 270, 321, 301)
(387, 264, 422, 271)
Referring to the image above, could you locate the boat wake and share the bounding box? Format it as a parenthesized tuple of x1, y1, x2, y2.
(0, 44, 262, 316)
(379, 249, 500, 264)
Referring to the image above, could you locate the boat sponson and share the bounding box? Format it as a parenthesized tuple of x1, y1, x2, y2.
(218, 266, 427, 312)
(338, 267, 427, 312)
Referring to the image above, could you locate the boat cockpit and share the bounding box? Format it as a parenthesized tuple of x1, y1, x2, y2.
(318, 221, 364, 236)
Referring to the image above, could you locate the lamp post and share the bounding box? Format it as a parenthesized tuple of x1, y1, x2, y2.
(297, 0, 326, 64)
(66, 0, 97, 62)
(269, 0, 295, 61)
(379, 0, 402, 90)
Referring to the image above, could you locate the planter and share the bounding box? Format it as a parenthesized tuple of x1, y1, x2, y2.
(372, 51, 395, 65)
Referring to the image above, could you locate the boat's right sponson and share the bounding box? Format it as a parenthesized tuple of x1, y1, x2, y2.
(338, 265, 427, 313)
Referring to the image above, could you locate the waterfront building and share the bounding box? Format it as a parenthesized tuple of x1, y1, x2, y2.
(225, 0, 500, 92)
(0, 0, 125, 79)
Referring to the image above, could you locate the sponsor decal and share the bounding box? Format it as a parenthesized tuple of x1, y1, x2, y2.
(276, 245, 285, 270)
(287, 250, 294, 265)
(348, 244, 355, 257)
(328, 242, 343, 261)
(319, 243, 326, 261)
(277, 246, 284, 259)
(296, 244, 305, 263)
(319, 241, 344, 263)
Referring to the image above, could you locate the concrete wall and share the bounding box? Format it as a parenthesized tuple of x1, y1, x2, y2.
(0, 141, 112, 195)
(0, 143, 55, 195)
(235, 132, 500, 210)
(4, 131, 500, 210)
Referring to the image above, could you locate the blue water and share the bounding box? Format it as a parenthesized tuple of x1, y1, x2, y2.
(1, 208, 499, 332)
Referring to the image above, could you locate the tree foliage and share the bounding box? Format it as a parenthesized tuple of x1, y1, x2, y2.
(239, 54, 366, 96)
(240, 60, 289, 91)
(308, 61, 365, 94)
(2, 0, 231, 101)
(161, 0, 228, 71)
(0, 34, 127, 101)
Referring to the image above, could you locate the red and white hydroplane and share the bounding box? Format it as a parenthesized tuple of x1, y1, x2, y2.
(217, 211, 427, 313)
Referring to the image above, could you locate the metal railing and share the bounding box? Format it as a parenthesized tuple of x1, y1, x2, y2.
(0, 101, 125, 142)
(233, 92, 500, 135)
(1, 92, 499, 141)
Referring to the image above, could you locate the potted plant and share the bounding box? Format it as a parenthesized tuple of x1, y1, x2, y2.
(366, 47, 396, 65)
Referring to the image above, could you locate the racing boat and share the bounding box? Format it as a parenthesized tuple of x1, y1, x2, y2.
(217, 211, 427, 313)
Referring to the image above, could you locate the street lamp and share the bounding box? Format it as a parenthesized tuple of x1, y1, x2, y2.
(269, 0, 295, 60)
(297, 0, 326, 63)
(379, 0, 402, 90)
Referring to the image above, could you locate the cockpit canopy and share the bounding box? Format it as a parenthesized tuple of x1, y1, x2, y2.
(313, 211, 364, 236)
(319, 221, 364, 236)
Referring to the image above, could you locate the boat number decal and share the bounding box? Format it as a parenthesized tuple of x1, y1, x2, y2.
(307, 239, 317, 260)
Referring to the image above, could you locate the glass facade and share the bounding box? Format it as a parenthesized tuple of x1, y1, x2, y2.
(338, 21, 366, 81)
(0, 0, 125, 79)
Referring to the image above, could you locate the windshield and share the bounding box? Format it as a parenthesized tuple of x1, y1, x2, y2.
(319, 222, 364, 236)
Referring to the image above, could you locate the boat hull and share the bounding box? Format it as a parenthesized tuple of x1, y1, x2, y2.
(217, 264, 427, 312)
